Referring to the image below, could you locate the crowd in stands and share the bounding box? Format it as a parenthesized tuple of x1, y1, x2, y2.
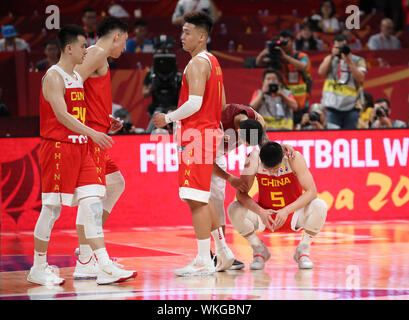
(0, 0, 408, 132)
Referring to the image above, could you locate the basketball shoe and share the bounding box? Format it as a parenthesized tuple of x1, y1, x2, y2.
(174, 255, 216, 277)
(215, 246, 235, 272)
(27, 263, 65, 286)
(293, 245, 314, 269)
(96, 260, 138, 285)
(73, 255, 99, 280)
(249, 241, 271, 270)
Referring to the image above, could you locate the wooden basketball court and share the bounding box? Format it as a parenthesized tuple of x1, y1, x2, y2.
(1, 220, 409, 300)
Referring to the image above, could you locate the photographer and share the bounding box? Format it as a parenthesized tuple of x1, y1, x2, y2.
(319, 34, 366, 129)
(249, 68, 298, 130)
(298, 103, 339, 130)
(369, 98, 407, 129)
(255, 29, 312, 126)
(143, 35, 182, 133)
(112, 108, 139, 134)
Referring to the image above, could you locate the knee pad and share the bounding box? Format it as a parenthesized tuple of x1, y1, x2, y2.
(34, 205, 61, 242)
(77, 196, 104, 239)
(103, 172, 125, 213)
(304, 198, 327, 234)
(211, 198, 226, 226)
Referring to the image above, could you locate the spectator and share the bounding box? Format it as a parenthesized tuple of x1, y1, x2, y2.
(0, 25, 30, 52)
(369, 98, 407, 128)
(113, 108, 139, 134)
(171, 0, 221, 26)
(297, 103, 339, 130)
(295, 23, 324, 51)
(36, 39, 59, 71)
(82, 7, 98, 47)
(256, 29, 312, 126)
(249, 68, 298, 130)
(358, 91, 374, 129)
(341, 28, 362, 51)
(125, 19, 154, 53)
(319, 34, 367, 129)
(367, 18, 401, 50)
(310, 0, 341, 33)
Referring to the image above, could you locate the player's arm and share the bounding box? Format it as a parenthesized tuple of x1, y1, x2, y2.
(236, 151, 274, 230)
(272, 152, 317, 230)
(213, 162, 248, 192)
(254, 110, 266, 128)
(153, 57, 209, 127)
(43, 71, 113, 149)
(74, 46, 106, 81)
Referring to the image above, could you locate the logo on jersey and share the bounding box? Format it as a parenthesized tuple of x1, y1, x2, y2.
(260, 176, 291, 187)
(68, 135, 88, 144)
(279, 164, 289, 174)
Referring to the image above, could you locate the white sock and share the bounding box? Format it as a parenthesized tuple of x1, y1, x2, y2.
(34, 250, 47, 266)
(245, 233, 262, 247)
(298, 232, 315, 252)
(79, 244, 93, 263)
(94, 248, 111, 266)
(197, 238, 211, 263)
(211, 227, 227, 252)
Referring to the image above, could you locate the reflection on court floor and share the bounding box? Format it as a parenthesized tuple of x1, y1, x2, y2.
(1, 220, 409, 300)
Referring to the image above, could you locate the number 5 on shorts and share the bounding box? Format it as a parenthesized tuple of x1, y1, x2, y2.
(271, 191, 285, 207)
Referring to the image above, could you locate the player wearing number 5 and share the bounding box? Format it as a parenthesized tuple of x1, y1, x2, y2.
(227, 141, 327, 270)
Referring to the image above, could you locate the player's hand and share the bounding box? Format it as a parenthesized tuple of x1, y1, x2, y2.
(110, 117, 123, 133)
(281, 144, 296, 159)
(152, 112, 167, 128)
(90, 131, 113, 149)
(227, 175, 248, 193)
(259, 208, 275, 232)
(271, 208, 289, 231)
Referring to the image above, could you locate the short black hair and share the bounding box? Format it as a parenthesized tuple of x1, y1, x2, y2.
(82, 7, 96, 17)
(279, 29, 295, 40)
(97, 17, 128, 38)
(57, 25, 87, 51)
(333, 34, 349, 44)
(320, 0, 336, 18)
(262, 68, 284, 84)
(184, 11, 213, 34)
(239, 119, 265, 146)
(134, 19, 147, 28)
(43, 39, 58, 48)
(260, 142, 284, 169)
(374, 98, 391, 109)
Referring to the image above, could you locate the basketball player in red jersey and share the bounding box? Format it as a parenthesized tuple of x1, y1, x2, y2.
(227, 141, 327, 270)
(73, 18, 135, 279)
(153, 11, 235, 276)
(211, 104, 296, 270)
(27, 25, 136, 286)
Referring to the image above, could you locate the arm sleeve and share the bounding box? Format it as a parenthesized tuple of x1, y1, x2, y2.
(165, 95, 203, 123)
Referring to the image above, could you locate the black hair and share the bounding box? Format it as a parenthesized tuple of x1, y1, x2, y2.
(82, 7, 96, 17)
(279, 29, 295, 40)
(320, 0, 336, 18)
(260, 141, 284, 169)
(374, 98, 391, 109)
(57, 25, 87, 51)
(238, 119, 265, 146)
(134, 19, 147, 28)
(97, 17, 129, 38)
(43, 39, 58, 48)
(333, 34, 349, 44)
(184, 11, 213, 35)
(114, 108, 130, 119)
(262, 68, 287, 89)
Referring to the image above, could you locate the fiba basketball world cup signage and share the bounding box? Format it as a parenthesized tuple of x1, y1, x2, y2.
(1, 129, 408, 230)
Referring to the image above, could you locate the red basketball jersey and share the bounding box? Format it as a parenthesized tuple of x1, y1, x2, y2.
(84, 53, 112, 133)
(177, 51, 223, 146)
(256, 155, 303, 211)
(40, 65, 88, 144)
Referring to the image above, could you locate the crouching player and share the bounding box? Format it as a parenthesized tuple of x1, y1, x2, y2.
(227, 141, 327, 270)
